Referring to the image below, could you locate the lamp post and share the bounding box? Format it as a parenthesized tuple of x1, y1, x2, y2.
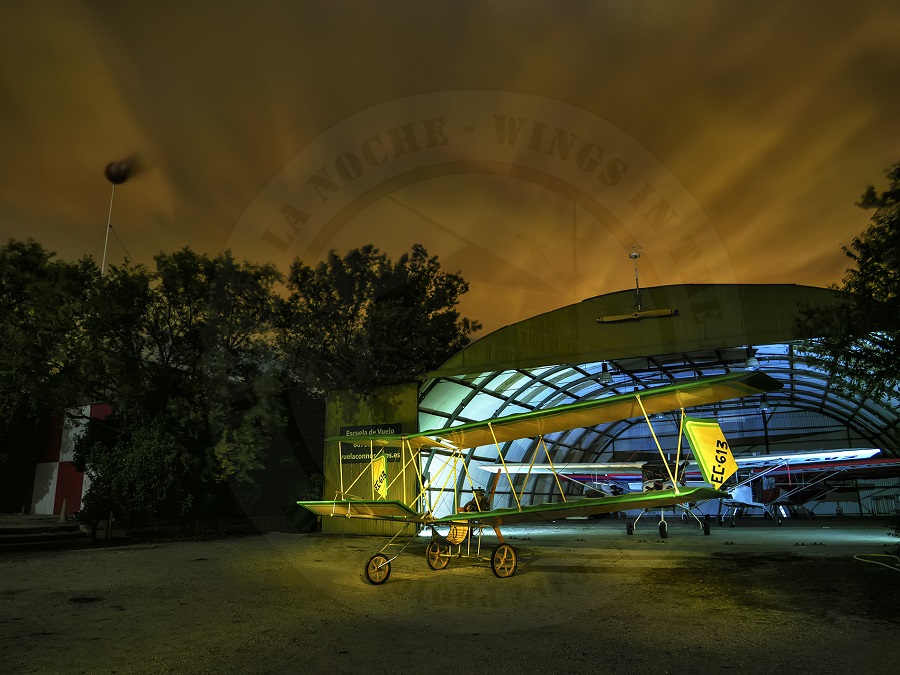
(101, 158, 134, 276)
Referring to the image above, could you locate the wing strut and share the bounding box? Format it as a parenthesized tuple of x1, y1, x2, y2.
(636, 393, 681, 495)
(332, 439, 378, 500)
(540, 436, 567, 503)
(674, 409, 685, 482)
(381, 439, 422, 506)
(489, 422, 522, 511)
(514, 436, 567, 504)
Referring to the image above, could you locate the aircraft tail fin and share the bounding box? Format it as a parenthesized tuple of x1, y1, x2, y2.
(684, 417, 737, 489)
(372, 451, 388, 499)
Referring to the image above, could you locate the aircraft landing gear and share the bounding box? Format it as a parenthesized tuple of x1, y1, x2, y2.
(425, 542, 451, 570)
(365, 553, 391, 585)
(491, 543, 518, 578)
(658, 521, 668, 538)
(703, 518, 711, 535)
(626, 521, 634, 535)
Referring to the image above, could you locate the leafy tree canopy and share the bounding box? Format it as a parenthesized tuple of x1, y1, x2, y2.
(279, 244, 481, 395)
(797, 161, 900, 399)
(1, 239, 481, 521)
(0, 239, 98, 421)
(76, 248, 286, 522)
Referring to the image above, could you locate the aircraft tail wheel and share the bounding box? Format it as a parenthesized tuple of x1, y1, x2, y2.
(658, 521, 668, 538)
(365, 554, 391, 585)
(425, 542, 451, 570)
(626, 522, 634, 535)
(491, 543, 517, 578)
(703, 519, 711, 535)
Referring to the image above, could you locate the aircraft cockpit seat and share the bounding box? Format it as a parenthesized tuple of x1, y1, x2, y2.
(430, 523, 470, 547)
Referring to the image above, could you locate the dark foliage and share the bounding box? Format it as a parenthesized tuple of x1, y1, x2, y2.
(796, 161, 900, 401)
(279, 243, 481, 395)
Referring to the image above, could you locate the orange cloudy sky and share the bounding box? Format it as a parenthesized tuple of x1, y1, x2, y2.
(1, 0, 898, 332)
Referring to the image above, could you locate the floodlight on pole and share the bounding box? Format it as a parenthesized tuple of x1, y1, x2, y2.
(101, 157, 135, 276)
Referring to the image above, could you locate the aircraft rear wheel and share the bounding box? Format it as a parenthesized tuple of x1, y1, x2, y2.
(626, 522, 634, 535)
(426, 542, 451, 570)
(365, 554, 391, 585)
(717, 515, 724, 526)
(491, 543, 517, 578)
(658, 521, 668, 539)
(703, 519, 711, 535)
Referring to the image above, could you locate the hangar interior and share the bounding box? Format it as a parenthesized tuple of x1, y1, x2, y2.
(413, 284, 900, 519)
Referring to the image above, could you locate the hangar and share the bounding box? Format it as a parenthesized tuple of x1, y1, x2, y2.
(323, 283, 900, 533)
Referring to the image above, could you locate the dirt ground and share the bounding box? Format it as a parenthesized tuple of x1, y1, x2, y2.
(1, 518, 899, 674)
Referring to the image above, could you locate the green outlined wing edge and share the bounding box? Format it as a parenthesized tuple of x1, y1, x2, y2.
(433, 487, 730, 526)
(296, 499, 425, 522)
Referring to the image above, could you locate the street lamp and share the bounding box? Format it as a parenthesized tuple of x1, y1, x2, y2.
(101, 156, 136, 276)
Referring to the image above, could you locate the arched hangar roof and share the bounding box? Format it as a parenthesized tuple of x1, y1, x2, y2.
(418, 285, 900, 482)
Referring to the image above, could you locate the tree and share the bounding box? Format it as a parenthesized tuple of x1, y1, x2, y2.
(797, 161, 900, 399)
(76, 248, 287, 523)
(0, 240, 99, 419)
(0, 240, 99, 510)
(278, 244, 481, 395)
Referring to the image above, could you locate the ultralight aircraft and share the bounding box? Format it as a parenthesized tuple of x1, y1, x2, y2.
(709, 448, 899, 524)
(513, 448, 899, 526)
(297, 371, 783, 584)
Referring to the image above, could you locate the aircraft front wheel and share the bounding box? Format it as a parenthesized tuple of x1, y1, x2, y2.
(365, 554, 391, 585)
(491, 543, 518, 578)
(658, 521, 668, 538)
(426, 542, 451, 570)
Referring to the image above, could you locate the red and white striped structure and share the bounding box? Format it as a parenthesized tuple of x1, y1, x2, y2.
(31, 404, 111, 515)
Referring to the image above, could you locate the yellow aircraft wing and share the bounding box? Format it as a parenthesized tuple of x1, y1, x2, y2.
(325, 371, 782, 450)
